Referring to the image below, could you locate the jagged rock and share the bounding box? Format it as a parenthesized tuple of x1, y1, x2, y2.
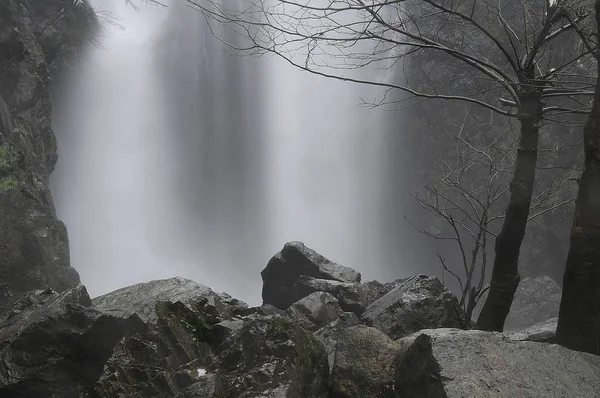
(296, 277, 365, 315)
(330, 325, 446, 398)
(94, 278, 329, 398)
(213, 314, 329, 397)
(261, 241, 361, 309)
(0, 0, 94, 315)
(414, 328, 600, 397)
(506, 317, 557, 343)
(472, 276, 562, 331)
(0, 285, 144, 397)
(361, 274, 465, 339)
(287, 291, 344, 332)
(313, 312, 361, 372)
(358, 279, 407, 308)
(92, 277, 235, 324)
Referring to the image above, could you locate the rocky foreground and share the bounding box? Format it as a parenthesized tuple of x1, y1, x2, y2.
(0, 241, 599, 397)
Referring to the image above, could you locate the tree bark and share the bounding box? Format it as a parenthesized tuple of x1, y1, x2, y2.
(556, 1, 600, 354)
(475, 83, 542, 331)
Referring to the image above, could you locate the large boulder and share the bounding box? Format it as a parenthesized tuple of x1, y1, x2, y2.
(330, 325, 446, 398)
(361, 274, 465, 339)
(261, 242, 361, 309)
(415, 328, 600, 397)
(94, 278, 330, 398)
(0, 285, 144, 397)
(92, 276, 233, 324)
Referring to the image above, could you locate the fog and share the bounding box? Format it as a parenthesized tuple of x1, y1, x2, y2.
(51, 0, 435, 305)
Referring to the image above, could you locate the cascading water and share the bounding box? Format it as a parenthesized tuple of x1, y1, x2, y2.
(51, 0, 430, 305)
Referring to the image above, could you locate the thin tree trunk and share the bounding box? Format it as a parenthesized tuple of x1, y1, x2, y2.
(476, 86, 542, 332)
(556, 2, 600, 354)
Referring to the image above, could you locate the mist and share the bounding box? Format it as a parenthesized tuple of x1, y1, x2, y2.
(50, 0, 436, 306)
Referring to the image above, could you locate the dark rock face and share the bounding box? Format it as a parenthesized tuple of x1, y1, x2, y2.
(330, 325, 447, 398)
(361, 275, 465, 339)
(261, 242, 361, 309)
(94, 283, 330, 398)
(0, 285, 144, 398)
(0, 0, 94, 315)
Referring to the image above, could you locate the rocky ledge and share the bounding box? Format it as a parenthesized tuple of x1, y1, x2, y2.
(1, 241, 598, 397)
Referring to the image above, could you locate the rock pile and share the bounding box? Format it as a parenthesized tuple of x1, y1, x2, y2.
(1, 242, 599, 397)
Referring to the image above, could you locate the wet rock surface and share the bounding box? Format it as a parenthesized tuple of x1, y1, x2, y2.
(0, 285, 144, 398)
(0, 0, 94, 315)
(361, 274, 466, 339)
(2, 241, 598, 398)
(92, 277, 229, 324)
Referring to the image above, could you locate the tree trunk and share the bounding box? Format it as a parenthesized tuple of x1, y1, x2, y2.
(475, 86, 542, 332)
(556, 2, 600, 354)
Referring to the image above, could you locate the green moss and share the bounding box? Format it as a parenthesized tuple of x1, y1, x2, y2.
(0, 144, 19, 192)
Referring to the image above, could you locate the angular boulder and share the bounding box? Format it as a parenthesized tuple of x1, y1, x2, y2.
(261, 242, 361, 309)
(0, 285, 144, 397)
(330, 325, 446, 398)
(94, 278, 330, 398)
(296, 276, 365, 315)
(361, 274, 465, 339)
(287, 291, 344, 332)
(92, 276, 233, 324)
(358, 279, 407, 308)
(415, 328, 600, 397)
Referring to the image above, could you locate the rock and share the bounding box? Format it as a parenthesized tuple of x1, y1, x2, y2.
(358, 279, 407, 308)
(506, 317, 557, 343)
(287, 291, 344, 331)
(472, 276, 562, 331)
(0, 285, 144, 397)
(92, 276, 236, 324)
(313, 312, 361, 372)
(213, 314, 329, 397)
(296, 276, 365, 315)
(94, 279, 329, 397)
(361, 274, 465, 339)
(330, 325, 446, 398)
(261, 241, 361, 309)
(0, 0, 94, 315)
(413, 328, 600, 397)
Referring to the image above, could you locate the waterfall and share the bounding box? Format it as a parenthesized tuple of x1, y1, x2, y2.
(51, 0, 424, 305)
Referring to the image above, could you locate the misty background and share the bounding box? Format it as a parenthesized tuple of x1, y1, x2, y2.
(50, 0, 438, 305)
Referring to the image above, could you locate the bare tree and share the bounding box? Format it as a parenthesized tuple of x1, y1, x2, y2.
(411, 108, 576, 324)
(556, 0, 600, 355)
(190, 0, 597, 330)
